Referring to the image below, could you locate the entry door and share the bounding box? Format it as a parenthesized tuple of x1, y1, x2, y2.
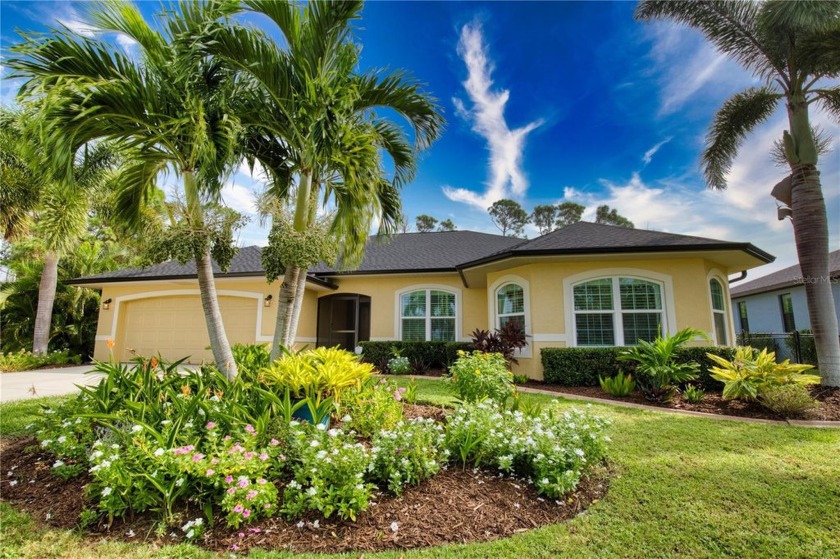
(316, 294, 371, 350)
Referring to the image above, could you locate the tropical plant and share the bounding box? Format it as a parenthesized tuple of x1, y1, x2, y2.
(618, 328, 704, 402)
(369, 418, 446, 495)
(682, 384, 706, 404)
(757, 384, 819, 417)
(9, 0, 246, 378)
(470, 320, 528, 365)
(488, 199, 530, 237)
(599, 371, 637, 397)
(448, 350, 515, 405)
(636, 0, 840, 386)
(707, 346, 821, 401)
(207, 0, 443, 359)
(336, 377, 405, 438)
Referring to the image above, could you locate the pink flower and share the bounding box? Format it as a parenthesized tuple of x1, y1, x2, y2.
(227, 487, 236, 494)
(245, 424, 256, 435)
(206, 469, 215, 477)
(224, 435, 231, 441)
(393, 390, 402, 401)
(270, 439, 280, 447)
(246, 490, 258, 501)
(279, 454, 287, 461)
(231, 544, 239, 551)
(248, 527, 261, 534)
(233, 504, 244, 513)
(399, 387, 406, 393)
(243, 451, 256, 460)
(264, 503, 271, 509)
(238, 479, 249, 488)
(211, 457, 219, 465)
(259, 453, 268, 461)
(238, 532, 245, 538)
(205, 421, 216, 430)
(257, 478, 267, 485)
(192, 453, 205, 462)
(242, 509, 251, 518)
(225, 475, 234, 484)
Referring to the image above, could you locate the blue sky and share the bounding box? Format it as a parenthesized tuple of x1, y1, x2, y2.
(2, 1, 838, 278)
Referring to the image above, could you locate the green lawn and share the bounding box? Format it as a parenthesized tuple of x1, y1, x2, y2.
(1, 378, 838, 558)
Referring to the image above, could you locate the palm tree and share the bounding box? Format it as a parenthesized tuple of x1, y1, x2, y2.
(636, 0, 840, 386)
(212, 0, 444, 358)
(9, 0, 245, 377)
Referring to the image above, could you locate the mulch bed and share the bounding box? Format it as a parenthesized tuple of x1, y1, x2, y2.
(0, 408, 609, 554)
(525, 383, 840, 422)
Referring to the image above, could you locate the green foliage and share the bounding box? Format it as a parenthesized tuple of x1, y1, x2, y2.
(708, 346, 821, 401)
(415, 214, 438, 232)
(488, 199, 530, 237)
(541, 347, 628, 386)
(682, 385, 706, 404)
(260, 346, 374, 402)
(448, 351, 515, 405)
(757, 384, 819, 418)
(784, 329, 819, 366)
(444, 402, 610, 498)
(336, 377, 405, 438)
(387, 355, 412, 375)
(599, 371, 636, 397)
(359, 341, 472, 374)
(403, 376, 419, 404)
(230, 343, 270, 381)
(369, 418, 447, 495)
(556, 201, 586, 228)
(531, 204, 558, 235)
(438, 218, 457, 231)
(0, 349, 79, 372)
(512, 374, 530, 385)
(470, 320, 528, 365)
(618, 328, 704, 403)
(594, 205, 634, 228)
(261, 214, 337, 281)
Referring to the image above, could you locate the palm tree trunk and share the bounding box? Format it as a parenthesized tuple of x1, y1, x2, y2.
(789, 163, 840, 386)
(195, 244, 238, 379)
(270, 266, 300, 360)
(32, 252, 59, 355)
(288, 265, 309, 347)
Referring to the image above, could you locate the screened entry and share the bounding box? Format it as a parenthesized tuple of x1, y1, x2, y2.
(316, 294, 371, 350)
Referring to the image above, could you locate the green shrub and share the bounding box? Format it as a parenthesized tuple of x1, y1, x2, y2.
(512, 374, 530, 385)
(448, 350, 515, 405)
(618, 328, 704, 403)
(359, 341, 472, 373)
(598, 371, 636, 397)
(757, 384, 819, 417)
(370, 418, 446, 495)
(444, 401, 610, 498)
(336, 377, 405, 438)
(0, 349, 80, 372)
(387, 355, 412, 375)
(682, 385, 706, 404)
(708, 346, 821, 401)
(231, 343, 270, 380)
(260, 346, 374, 402)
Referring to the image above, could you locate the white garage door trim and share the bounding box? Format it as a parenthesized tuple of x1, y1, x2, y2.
(95, 289, 270, 343)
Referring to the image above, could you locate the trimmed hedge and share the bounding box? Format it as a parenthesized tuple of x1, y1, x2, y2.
(541, 346, 736, 390)
(359, 341, 473, 374)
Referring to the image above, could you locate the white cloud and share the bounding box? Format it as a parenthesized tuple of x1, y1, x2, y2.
(115, 32, 139, 53)
(221, 180, 258, 216)
(642, 137, 672, 165)
(442, 22, 543, 211)
(55, 7, 97, 38)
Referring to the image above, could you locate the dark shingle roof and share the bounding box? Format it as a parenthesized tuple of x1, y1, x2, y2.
(730, 249, 840, 297)
(71, 224, 773, 284)
(458, 221, 774, 268)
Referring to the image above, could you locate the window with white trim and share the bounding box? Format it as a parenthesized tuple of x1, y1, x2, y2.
(496, 283, 525, 330)
(573, 277, 664, 346)
(400, 289, 456, 341)
(709, 278, 728, 345)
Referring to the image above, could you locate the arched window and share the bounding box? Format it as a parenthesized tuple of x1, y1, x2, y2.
(709, 278, 728, 345)
(399, 289, 456, 341)
(573, 277, 664, 346)
(496, 283, 525, 330)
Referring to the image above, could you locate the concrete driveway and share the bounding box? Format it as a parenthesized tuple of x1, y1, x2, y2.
(0, 366, 105, 403)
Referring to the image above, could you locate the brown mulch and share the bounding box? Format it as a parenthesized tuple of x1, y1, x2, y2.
(402, 402, 450, 423)
(525, 383, 840, 422)
(0, 436, 609, 554)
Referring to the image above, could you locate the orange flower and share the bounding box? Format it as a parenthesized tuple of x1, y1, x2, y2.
(106, 338, 115, 350)
(150, 356, 159, 369)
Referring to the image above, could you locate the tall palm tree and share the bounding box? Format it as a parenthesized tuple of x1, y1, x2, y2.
(9, 0, 245, 377)
(636, 0, 840, 386)
(213, 0, 444, 358)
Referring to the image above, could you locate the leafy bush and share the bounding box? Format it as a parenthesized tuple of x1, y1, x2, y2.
(230, 343, 270, 380)
(512, 374, 530, 385)
(448, 350, 515, 405)
(260, 346, 373, 403)
(281, 422, 374, 521)
(359, 341, 472, 374)
(708, 346, 821, 401)
(682, 385, 706, 404)
(598, 371, 636, 397)
(369, 418, 447, 495)
(336, 377, 405, 438)
(444, 402, 610, 498)
(617, 328, 704, 403)
(470, 320, 528, 365)
(757, 384, 819, 417)
(387, 355, 412, 375)
(0, 349, 80, 372)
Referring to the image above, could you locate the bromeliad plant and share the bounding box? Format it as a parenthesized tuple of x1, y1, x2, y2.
(618, 328, 705, 403)
(707, 346, 821, 401)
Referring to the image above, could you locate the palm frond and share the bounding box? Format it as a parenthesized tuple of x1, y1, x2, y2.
(703, 87, 782, 189)
(813, 86, 840, 123)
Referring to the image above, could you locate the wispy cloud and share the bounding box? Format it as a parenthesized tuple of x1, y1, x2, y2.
(55, 6, 97, 38)
(642, 137, 672, 165)
(442, 22, 543, 211)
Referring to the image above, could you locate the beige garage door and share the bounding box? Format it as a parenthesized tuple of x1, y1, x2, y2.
(121, 295, 257, 363)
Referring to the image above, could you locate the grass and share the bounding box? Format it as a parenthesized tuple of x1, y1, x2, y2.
(1, 377, 839, 558)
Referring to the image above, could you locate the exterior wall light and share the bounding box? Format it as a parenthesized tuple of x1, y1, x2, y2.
(264, 294, 273, 307)
(102, 298, 112, 310)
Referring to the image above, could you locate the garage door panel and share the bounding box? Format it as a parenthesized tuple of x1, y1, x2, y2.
(122, 295, 257, 363)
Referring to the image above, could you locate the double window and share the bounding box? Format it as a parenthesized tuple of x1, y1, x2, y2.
(573, 277, 664, 346)
(709, 278, 728, 345)
(400, 289, 456, 341)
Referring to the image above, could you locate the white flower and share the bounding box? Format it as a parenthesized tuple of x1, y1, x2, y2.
(315, 423, 327, 431)
(127, 530, 135, 537)
(288, 480, 301, 490)
(9, 480, 17, 487)
(110, 444, 120, 450)
(52, 460, 65, 468)
(186, 529, 195, 539)
(101, 487, 112, 497)
(131, 424, 143, 433)
(57, 436, 67, 444)
(296, 521, 305, 528)
(153, 448, 165, 457)
(175, 477, 184, 487)
(91, 450, 103, 460)
(341, 415, 352, 423)
(390, 521, 399, 532)
(306, 486, 318, 496)
(312, 520, 320, 528)
(309, 440, 320, 447)
(574, 448, 585, 457)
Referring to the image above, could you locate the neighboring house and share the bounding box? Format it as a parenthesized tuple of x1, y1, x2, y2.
(730, 249, 840, 335)
(71, 222, 773, 379)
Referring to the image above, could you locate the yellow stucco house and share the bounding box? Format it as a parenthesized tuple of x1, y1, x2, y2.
(72, 222, 773, 379)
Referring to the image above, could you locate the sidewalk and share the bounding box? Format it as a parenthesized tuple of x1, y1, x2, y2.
(0, 366, 104, 402)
